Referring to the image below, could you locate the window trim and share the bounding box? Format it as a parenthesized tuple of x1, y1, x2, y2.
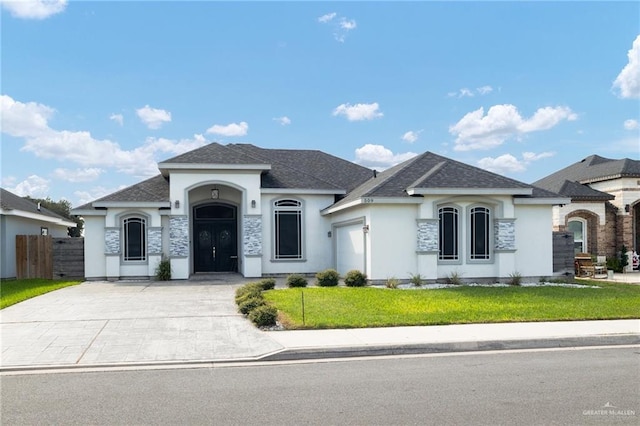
(438, 205, 460, 263)
(272, 199, 304, 261)
(468, 205, 492, 263)
(123, 216, 147, 263)
(568, 218, 587, 254)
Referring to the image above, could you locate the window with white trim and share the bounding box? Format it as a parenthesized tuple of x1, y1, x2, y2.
(123, 217, 146, 261)
(568, 218, 586, 254)
(274, 199, 303, 260)
(439, 206, 459, 261)
(470, 206, 491, 260)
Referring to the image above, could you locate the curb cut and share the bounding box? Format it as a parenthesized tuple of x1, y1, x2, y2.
(2, 334, 638, 374)
(260, 334, 640, 361)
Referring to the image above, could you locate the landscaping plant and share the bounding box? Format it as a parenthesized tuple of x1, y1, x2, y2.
(344, 270, 367, 287)
(316, 269, 340, 287)
(286, 274, 308, 288)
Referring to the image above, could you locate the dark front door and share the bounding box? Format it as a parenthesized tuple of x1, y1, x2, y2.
(193, 204, 237, 273)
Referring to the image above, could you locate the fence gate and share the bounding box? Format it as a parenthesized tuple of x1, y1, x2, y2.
(16, 235, 53, 279)
(552, 231, 575, 278)
(15, 236, 84, 279)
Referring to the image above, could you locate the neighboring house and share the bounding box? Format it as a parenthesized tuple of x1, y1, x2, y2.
(0, 188, 77, 279)
(72, 143, 567, 282)
(534, 155, 640, 268)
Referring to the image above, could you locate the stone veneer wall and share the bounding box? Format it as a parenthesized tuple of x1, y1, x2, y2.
(416, 219, 438, 252)
(148, 227, 162, 255)
(494, 219, 515, 251)
(600, 202, 618, 258)
(243, 215, 262, 256)
(169, 216, 189, 257)
(105, 228, 120, 254)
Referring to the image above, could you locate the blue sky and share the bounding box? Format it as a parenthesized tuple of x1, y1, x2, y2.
(1, 1, 639, 207)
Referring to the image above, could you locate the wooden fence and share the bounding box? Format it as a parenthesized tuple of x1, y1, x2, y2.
(15, 235, 84, 279)
(552, 231, 575, 278)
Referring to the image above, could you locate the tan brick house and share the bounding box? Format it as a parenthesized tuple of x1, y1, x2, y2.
(534, 155, 640, 270)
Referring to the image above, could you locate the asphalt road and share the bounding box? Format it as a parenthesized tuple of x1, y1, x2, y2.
(2, 347, 639, 425)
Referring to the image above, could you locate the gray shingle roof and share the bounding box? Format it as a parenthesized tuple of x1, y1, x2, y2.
(159, 143, 269, 166)
(532, 154, 636, 200)
(74, 175, 170, 209)
(330, 151, 546, 209)
(0, 188, 70, 221)
(229, 144, 373, 192)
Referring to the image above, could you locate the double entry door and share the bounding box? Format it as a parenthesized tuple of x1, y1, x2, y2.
(194, 220, 237, 272)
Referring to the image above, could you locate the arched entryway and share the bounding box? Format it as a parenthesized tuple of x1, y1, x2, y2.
(193, 203, 238, 272)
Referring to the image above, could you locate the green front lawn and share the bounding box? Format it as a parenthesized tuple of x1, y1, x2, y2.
(0, 279, 83, 309)
(264, 282, 640, 329)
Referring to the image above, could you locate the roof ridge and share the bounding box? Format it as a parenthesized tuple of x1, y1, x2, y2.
(406, 161, 446, 189)
(230, 144, 348, 190)
(360, 153, 424, 196)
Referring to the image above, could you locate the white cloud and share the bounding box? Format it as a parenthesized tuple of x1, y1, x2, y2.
(613, 35, 640, 99)
(136, 105, 172, 129)
(450, 104, 577, 151)
(317, 12, 336, 23)
(318, 12, 356, 42)
(478, 151, 555, 174)
(478, 154, 525, 173)
(109, 113, 123, 126)
(206, 121, 248, 137)
(0, 94, 53, 138)
(354, 144, 418, 169)
(477, 85, 493, 95)
(1, 0, 67, 19)
(624, 118, 639, 130)
(273, 116, 291, 126)
(333, 102, 383, 121)
(74, 185, 127, 206)
(4, 175, 50, 198)
(401, 130, 422, 143)
(447, 86, 493, 98)
(52, 168, 104, 183)
(1, 95, 207, 178)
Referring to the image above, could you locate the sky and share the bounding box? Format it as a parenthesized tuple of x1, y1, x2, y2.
(1, 1, 639, 208)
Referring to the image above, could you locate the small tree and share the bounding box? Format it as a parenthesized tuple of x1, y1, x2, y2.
(24, 196, 84, 237)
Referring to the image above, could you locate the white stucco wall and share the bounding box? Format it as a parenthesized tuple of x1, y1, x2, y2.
(0, 215, 70, 279)
(261, 194, 335, 275)
(368, 205, 418, 280)
(83, 215, 106, 279)
(513, 205, 554, 277)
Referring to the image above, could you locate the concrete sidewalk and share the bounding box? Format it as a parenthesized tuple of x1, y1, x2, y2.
(1, 278, 639, 372)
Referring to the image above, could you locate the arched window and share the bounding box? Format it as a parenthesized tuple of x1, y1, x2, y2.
(439, 206, 459, 261)
(123, 217, 146, 261)
(470, 206, 491, 260)
(568, 218, 586, 254)
(274, 199, 303, 260)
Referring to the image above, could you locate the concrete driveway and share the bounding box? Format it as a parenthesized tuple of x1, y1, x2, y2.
(0, 279, 284, 369)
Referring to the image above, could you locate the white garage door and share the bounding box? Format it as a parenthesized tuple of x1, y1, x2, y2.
(335, 222, 365, 276)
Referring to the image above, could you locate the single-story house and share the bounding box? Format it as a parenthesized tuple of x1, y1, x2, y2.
(72, 143, 568, 282)
(1, 188, 77, 279)
(534, 155, 640, 270)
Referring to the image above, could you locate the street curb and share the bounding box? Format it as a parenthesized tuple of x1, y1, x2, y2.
(260, 334, 640, 361)
(1, 334, 638, 374)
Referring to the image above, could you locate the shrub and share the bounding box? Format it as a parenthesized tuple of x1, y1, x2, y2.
(344, 270, 367, 287)
(508, 272, 522, 286)
(258, 278, 276, 290)
(408, 273, 423, 287)
(239, 296, 266, 315)
(249, 305, 278, 327)
(607, 257, 622, 273)
(155, 256, 172, 281)
(445, 271, 462, 285)
(316, 269, 340, 287)
(385, 277, 400, 289)
(286, 274, 308, 288)
(235, 282, 263, 304)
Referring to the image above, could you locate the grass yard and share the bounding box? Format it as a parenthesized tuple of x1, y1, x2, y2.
(263, 282, 640, 329)
(0, 279, 82, 309)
